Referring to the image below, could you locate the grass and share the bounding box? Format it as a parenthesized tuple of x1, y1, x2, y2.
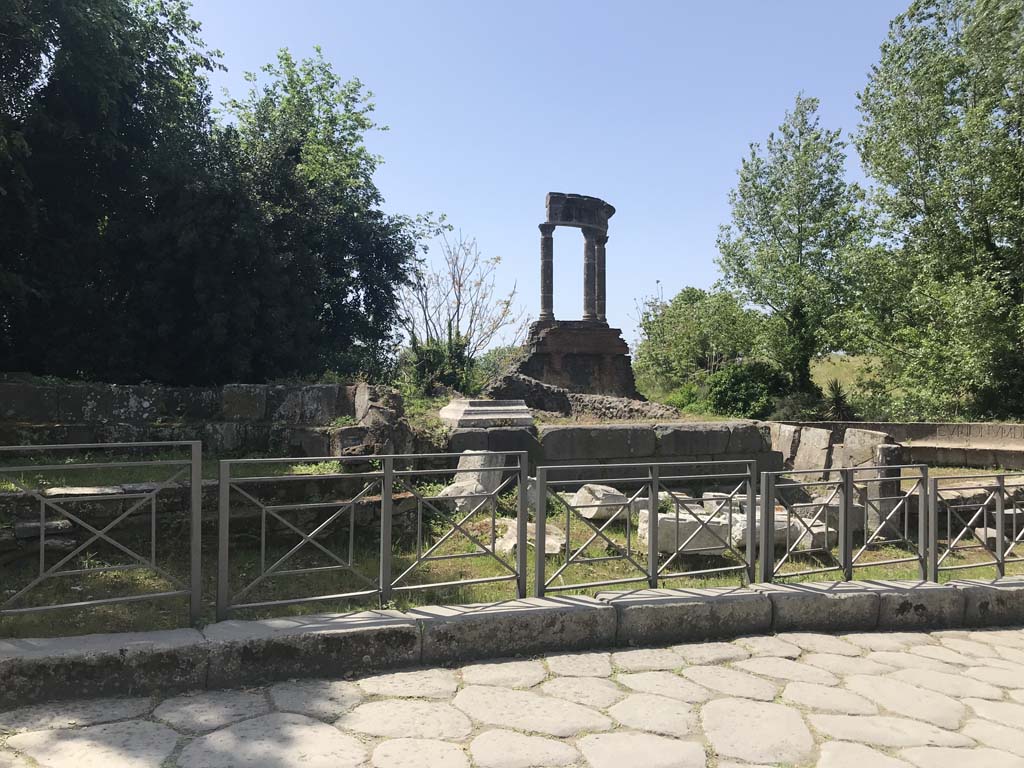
(3, 467, 1018, 638)
(810, 354, 876, 392)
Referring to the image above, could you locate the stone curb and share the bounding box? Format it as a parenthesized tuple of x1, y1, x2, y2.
(3, 578, 1024, 709)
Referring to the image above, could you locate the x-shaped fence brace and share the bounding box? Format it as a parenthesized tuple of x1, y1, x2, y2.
(389, 473, 519, 589)
(851, 478, 922, 566)
(937, 488, 1003, 568)
(772, 482, 844, 577)
(544, 485, 648, 588)
(228, 479, 382, 603)
(2, 467, 189, 610)
(657, 482, 748, 576)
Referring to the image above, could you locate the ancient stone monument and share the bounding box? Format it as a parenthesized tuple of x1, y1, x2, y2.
(513, 193, 639, 397)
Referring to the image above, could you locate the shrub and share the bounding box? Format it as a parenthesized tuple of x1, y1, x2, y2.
(705, 362, 789, 419)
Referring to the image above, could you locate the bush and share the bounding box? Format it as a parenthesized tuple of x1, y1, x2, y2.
(663, 382, 703, 411)
(405, 335, 473, 394)
(705, 362, 789, 419)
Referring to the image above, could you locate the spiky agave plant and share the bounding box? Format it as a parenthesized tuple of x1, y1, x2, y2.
(823, 378, 854, 421)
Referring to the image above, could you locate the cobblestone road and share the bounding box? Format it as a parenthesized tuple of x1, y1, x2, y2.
(4, 627, 1024, 767)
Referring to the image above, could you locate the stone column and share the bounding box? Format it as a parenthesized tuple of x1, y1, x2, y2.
(582, 227, 597, 321)
(595, 233, 608, 322)
(539, 224, 555, 321)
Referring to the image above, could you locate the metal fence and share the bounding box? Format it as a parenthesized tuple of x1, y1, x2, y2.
(534, 460, 757, 597)
(0, 441, 202, 623)
(215, 451, 528, 619)
(929, 472, 1024, 580)
(759, 465, 928, 582)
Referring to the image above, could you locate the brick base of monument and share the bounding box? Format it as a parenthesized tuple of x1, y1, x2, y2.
(514, 320, 639, 398)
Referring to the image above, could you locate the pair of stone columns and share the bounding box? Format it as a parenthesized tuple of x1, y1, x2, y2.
(539, 224, 607, 322)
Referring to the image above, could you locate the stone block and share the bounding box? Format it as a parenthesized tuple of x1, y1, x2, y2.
(439, 398, 534, 428)
(596, 586, 771, 646)
(299, 385, 346, 425)
(0, 629, 207, 708)
(0, 383, 58, 423)
(414, 596, 616, 663)
(266, 386, 305, 423)
(753, 581, 880, 632)
(770, 423, 802, 468)
(869, 580, 965, 630)
(329, 425, 370, 453)
(792, 427, 834, 476)
(221, 385, 267, 421)
(839, 427, 895, 468)
(572, 484, 630, 521)
(271, 426, 331, 457)
(638, 509, 731, 555)
(455, 450, 507, 495)
(203, 610, 420, 688)
(951, 577, 1024, 627)
(727, 423, 769, 454)
(654, 423, 732, 457)
(486, 427, 542, 467)
(540, 425, 656, 462)
(449, 428, 488, 453)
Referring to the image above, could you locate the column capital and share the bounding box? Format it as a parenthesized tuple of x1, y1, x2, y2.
(594, 233, 609, 246)
(581, 225, 601, 241)
(538, 223, 555, 236)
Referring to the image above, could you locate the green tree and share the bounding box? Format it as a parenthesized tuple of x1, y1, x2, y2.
(717, 94, 865, 393)
(851, 0, 1024, 418)
(633, 286, 763, 395)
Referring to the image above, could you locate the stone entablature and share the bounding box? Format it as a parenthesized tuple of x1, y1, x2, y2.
(438, 399, 534, 428)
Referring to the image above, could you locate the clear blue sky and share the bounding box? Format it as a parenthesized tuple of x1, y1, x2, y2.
(192, 0, 906, 346)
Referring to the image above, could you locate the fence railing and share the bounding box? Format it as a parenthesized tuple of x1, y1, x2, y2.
(0, 441, 202, 624)
(215, 451, 528, 619)
(534, 460, 757, 597)
(760, 465, 928, 582)
(929, 473, 1024, 580)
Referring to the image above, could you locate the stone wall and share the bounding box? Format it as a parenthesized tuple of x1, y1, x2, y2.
(781, 421, 1024, 469)
(449, 421, 783, 479)
(0, 381, 409, 456)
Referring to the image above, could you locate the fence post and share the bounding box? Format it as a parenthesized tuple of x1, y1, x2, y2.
(379, 456, 394, 606)
(918, 466, 929, 580)
(758, 472, 775, 583)
(216, 459, 230, 621)
(648, 465, 660, 589)
(996, 474, 1006, 578)
(839, 468, 853, 581)
(516, 453, 528, 599)
(189, 442, 202, 626)
(534, 468, 547, 598)
(745, 461, 757, 583)
(927, 476, 939, 582)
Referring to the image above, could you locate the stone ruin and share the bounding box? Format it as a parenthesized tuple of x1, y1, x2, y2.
(508, 193, 640, 399)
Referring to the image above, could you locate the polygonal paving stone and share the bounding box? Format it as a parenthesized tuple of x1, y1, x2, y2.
(964, 697, 1024, 728)
(153, 689, 269, 734)
(845, 674, 966, 729)
(372, 738, 469, 768)
(910, 645, 977, 665)
(577, 732, 706, 768)
(539, 677, 625, 708)
(735, 635, 801, 658)
(617, 671, 711, 702)
(1011, 690, 1024, 703)
(611, 647, 683, 672)
(680, 665, 777, 701)
(843, 632, 934, 651)
(802, 652, 896, 676)
(7, 720, 177, 768)
(867, 651, 958, 673)
(0, 697, 153, 733)
(898, 746, 1024, 767)
(965, 666, 1024, 688)
(996, 646, 1024, 665)
(972, 631, 1024, 650)
(358, 668, 459, 698)
(941, 638, 1002, 659)
(453, 685, 611, 737)
(889, 667, 1002, 700)
(268, 679, 363, 720)
(816, 741, 913, 767)
(733, 656, 839, 685)
(338, 699, 471, 739)
(702, 698, 813, 764)
(470, 729, 579, 768)
(0, 750, 31, 768)
(178, 713, 366, 767)
(545, 652, 612, 677)
(782, 682, 877, 715)
(807, 714, 974, 747)
(672, 641, 749, 665)
(964, 718, 1024, 757)
(461, 659, 546, 688)
(776, 632, 862, 656)
(608, 694, 696, 737)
